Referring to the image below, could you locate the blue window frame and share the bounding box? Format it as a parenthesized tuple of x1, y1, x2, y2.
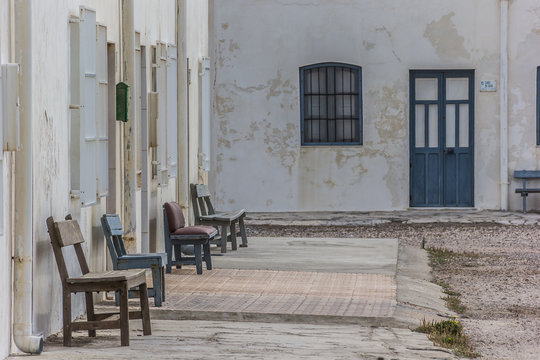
(300, 63, 362, 145)
(537, 66, 540, 145)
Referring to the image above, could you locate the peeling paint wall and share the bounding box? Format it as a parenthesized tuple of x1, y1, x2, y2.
(212, 0, 504, 211)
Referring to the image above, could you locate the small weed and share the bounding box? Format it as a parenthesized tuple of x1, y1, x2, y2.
(415, 318, 479, 358)
(443, 294, 467, 314)
(427, 247, 480, 268)
(435, 281, 467, 314)
(427, 247, 456, 266)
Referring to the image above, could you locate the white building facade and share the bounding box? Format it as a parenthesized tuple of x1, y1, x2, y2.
(210, 0, 540, 213)
(0, 0, 210, 357)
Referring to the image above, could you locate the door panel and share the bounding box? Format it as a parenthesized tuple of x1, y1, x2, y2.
(410, 70, 474, 207)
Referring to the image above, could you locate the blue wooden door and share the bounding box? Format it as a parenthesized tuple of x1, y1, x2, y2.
(409, 70, 474, 207)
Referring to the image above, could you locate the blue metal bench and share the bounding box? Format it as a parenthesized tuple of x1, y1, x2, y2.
(101, 214, 166, 307)
(514, 170, 540, 213)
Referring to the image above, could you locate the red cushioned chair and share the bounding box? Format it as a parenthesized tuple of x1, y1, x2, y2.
(163, 202, 217, 274)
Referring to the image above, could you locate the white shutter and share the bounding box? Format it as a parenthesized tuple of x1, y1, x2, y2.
(1, 64, 20, 152)
(198, 57, 211, 172)
(0, 67, 3, 161)
(96, 24, 108, 197)
(0, 68, 3, 234)
(156, 42, 168, 185)
(69, 17, 81, 193)
(70, 7, 98, 206)
(135, 34, 142, 180)
(166, 45, 178, 178)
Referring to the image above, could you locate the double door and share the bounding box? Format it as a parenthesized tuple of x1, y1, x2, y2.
(409, 70, 474, 207)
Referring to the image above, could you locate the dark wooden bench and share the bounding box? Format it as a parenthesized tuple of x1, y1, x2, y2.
(47, 215, 151, 346)
(514, 170, 540, 213)
(190, 184, 248, 253)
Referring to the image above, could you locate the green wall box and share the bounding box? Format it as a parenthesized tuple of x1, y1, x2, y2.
(116, 82, 129, 122)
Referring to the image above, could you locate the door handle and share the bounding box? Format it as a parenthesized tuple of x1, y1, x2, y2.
(444, 148, 455, 154)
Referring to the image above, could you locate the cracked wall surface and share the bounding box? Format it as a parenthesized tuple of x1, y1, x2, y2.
(211, 0, 539, 212)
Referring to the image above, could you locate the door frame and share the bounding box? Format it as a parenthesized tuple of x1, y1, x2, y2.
(409, 69, 475, 207)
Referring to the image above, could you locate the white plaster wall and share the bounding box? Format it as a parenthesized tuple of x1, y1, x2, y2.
(0, 1, 12, 357)
(211, 0, 502, 211)
(507, 0, 540, 211)
(28, 0, 178, 340)
(187, 1, 209, 186)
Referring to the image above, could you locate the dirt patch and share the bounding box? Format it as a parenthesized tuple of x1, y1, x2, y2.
(248, 223, 540, 359)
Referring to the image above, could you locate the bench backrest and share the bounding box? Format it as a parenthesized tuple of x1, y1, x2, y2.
(46, 216, 90, 287)
(514, 170, 540, 179)
(190, 184, 216, 223)
(101, 214, 128, 267)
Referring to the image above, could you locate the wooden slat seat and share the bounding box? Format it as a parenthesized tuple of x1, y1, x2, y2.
(190, 184, 248, 253)
(66, 269, 146, 284)
(200, 209, 246, 222)
(47, 215, 152, 347)
(514, 188, 540, 193)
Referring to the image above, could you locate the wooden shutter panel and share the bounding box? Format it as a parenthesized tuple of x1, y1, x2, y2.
(156, 42, 168, 185)
(96, 24, 108, 197)
(166, 45, 178, 178)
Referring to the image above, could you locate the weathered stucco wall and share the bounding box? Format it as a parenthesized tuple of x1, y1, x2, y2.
(28, 0, 178, 340)
(212, 0, 505, 211)
(507, 0, 540, 211)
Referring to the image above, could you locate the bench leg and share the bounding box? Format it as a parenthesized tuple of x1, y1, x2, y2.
(220, 225, 228, 253)
(239, 216, 248, 247)
(161, 266, 166, 302)
(138, 282, 152, 336)
(230, 223, 238, 251)
(174, 244, 183, 269)
(203, 242, 212, 270)
(85, 292, 96, 337)
(151, 265, 162, 307)
(63, 290, 72, 347)
(194, 244, 203, 274)
(119, 285, 130, 346)
(523, 193, 527, 214)
(165, 240, 173, 274)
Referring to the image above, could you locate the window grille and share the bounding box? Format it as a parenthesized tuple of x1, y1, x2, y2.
(300, 63, 362, 145)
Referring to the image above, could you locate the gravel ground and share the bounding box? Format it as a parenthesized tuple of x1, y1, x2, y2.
(248, 223, 540, 360)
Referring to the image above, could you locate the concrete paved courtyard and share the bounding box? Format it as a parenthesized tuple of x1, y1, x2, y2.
(10, 223, 474, 359)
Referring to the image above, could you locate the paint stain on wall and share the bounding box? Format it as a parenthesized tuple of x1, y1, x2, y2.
(370, 84, 408, 207)
(263, 120, 298, 174)
(266, 71, 296, 100)
(424, 12, 470, 60)
(362, 40, 375, 51)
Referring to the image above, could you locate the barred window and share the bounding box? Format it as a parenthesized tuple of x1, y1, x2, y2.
(300, 63, 362, 145)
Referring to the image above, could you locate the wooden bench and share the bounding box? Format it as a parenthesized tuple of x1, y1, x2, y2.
(101, 214, 166, 307)
(190, 184, 248, 253)
(514, 170, 540, 213)
(47, 215, 151, 346)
